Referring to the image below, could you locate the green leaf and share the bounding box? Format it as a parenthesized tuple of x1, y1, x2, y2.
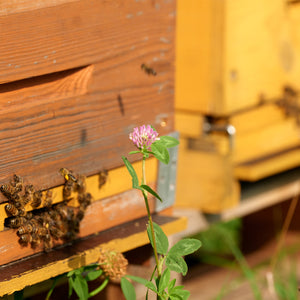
(129, 151, 142, 155)
(168, 278, 176, 293)
(158, 136, 179, 148)
(158, 268, 171, 293)
(168, 238, 202, 257)
(126, 275, 157, 292)
(68, 277, 74, 298)
(73, 275, 89, 300)
(165, 254, 188, 276)
(140, 184, 163, 202)
(170, 286, 190, 300)
(121, 277, 136, 300)
(85, 269, 103, 281)
(122, 156, 140, 189)
(147, 222, 169, 255)
(151, 142, 169, 164)
(67, 270, 76, 277)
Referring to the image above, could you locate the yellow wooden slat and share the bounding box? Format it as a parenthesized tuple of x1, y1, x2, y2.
(0, 158, 157, 231)
(234, 147, 300, 181)
(233, 119, 300, 164)
(0, 216, 187, 296)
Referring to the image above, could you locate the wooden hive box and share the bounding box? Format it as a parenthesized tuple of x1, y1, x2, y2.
(0, 0, 186, 295)
(175, 0, 300, 211)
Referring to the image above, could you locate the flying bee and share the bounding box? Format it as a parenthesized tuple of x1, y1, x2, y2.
(31, 190, 42, 208)
(60, 168, 77, 182)
(19, 233, 32, 244)
(98, 169, 108, 189)
(5, 203, 19, 216)
(141, 63, 157, 76)
(43, 190, 53, 208)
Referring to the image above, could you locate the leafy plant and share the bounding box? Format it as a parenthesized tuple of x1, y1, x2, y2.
(121, 125, 201, 300)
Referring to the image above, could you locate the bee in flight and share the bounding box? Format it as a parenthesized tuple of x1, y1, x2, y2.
(141, 63, 157, 76)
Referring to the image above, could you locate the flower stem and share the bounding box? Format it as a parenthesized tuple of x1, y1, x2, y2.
(142, 155, 161, 277)
(88, 277, 109, 297)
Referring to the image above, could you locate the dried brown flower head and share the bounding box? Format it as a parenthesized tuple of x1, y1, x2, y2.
(98, 249, 128, 281)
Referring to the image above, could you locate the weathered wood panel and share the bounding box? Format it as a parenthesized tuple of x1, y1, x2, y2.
(0, 0, 175, 198)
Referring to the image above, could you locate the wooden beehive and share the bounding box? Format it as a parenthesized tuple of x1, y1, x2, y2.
(0, 0, 178, 276)
(175, 0, 300, 210)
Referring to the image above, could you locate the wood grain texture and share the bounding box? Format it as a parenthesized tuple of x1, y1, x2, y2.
(0, 0, 79, 16)
(0, 0, 175, 198)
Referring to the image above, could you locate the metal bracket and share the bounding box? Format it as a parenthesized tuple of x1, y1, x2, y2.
(156, 131, 179, 212)
(202, 117, 236, 153)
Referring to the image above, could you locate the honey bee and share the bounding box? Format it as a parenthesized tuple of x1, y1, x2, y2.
(19, 233, 32, 244)
(23, 184, 35, 205)
(5, 216, 26, 228)
(63, 180, 76, 199)
(43, 190, 53, 207)
(60, 168, 77, 182)
(5, 203, 19, 216)
(17, 223, 33, 236)
(1, 184, 16, 197)
(76, 175, 86, 194)
(141, 63, 157, 76)
(50, 226, 64, 240)
(18, 207, 26, 217)
(36, 226, 48, 237)
(43, 236, 53, 252)
(11, 175, 23, 193)
(99, 170, 108, 189)
(31, 190, 42, 208)
(76, 207, 86, 221)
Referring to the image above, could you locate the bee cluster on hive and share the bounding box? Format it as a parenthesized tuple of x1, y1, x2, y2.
(1, 169, 95, 252)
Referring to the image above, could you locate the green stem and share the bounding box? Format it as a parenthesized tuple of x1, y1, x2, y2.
(45, 277, 58, 300)
(88, 277, 109, 298)
(142, 155, 161, 277)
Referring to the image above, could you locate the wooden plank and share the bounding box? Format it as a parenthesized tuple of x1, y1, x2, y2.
(174, 167, 300, 236)
(175, 0, 225, 115)
(233, 118, 300, 164)
(0, 0, 78, 15)
(0, 0, 175, 195)
(0, 0, 175, 83)
(234, 146, 300, 181)
(0, 214, 187, 296)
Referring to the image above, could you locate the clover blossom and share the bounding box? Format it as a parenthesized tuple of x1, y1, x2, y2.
(129, 125, 159, 150)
